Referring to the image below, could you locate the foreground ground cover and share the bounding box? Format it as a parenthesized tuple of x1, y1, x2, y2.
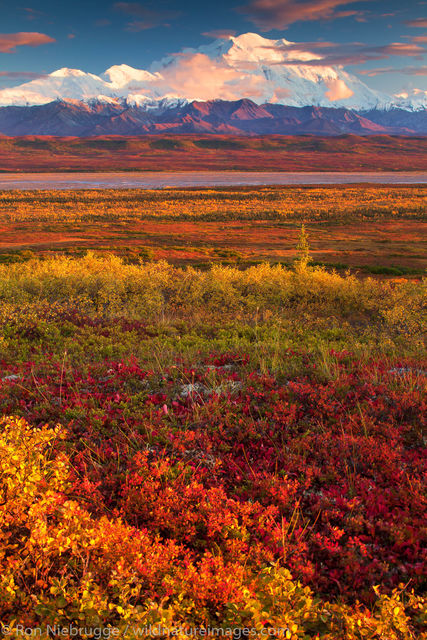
(0, 255, 425, 637)
(0, 185, 426, 274)
(0, 135, 426, 172)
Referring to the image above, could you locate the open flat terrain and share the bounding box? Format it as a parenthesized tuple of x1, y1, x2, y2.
(1, 185, 426, 276)
(0, 134, 426, 172)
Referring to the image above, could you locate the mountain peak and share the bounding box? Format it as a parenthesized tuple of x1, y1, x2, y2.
(223, 32, 317, 65)
(230, 32, 294, 49)
(0, 32, 425, 111)
(230, 32, 282, 47)
(49, 68, 91, 78)
(103, 64, 156, 88)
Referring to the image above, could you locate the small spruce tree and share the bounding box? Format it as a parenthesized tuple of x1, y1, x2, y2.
(294, 223, 312, 270)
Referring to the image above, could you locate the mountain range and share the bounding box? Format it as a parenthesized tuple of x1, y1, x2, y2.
(0, 33, 425, 136)
(0, 98, 426, 136)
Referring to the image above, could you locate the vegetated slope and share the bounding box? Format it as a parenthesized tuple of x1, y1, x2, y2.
(0, 134, 426, 172)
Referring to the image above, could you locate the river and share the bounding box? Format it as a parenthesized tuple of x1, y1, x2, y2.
(0, 171, 426, 190)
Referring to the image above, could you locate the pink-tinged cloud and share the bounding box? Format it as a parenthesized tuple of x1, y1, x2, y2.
(126, 21, 158, 31)
(152, 52, 265, 101)
(264, 39, 427, 67)
(0, 32, 55, 53)
(0, 71, 47, 79)
(324, 77, 354, 101)
(382, 42, 426, 56)
(114, 2, 179, 31)
(404, 18, 427, 27)
(358, 65, 427, 76)
(202, 30, 237, 39)
(238, 0, 371, 30)
(22, 7, 45, 21)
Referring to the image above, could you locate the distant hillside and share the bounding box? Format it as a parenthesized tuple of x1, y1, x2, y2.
(0, 134, 426, 172)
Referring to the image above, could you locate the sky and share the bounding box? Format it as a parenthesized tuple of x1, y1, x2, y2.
(0, 0, 426, 96)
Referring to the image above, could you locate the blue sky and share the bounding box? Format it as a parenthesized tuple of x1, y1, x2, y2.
(0, 0, 426, 95)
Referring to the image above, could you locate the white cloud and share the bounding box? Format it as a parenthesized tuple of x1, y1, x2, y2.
(324, 78, 354, 100)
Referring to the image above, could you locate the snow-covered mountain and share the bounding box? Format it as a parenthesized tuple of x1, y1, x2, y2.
(0, 33, 425, 112)
(392, 89, 427, 111)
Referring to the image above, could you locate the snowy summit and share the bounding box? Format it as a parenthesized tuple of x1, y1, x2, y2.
(0, 33, 425, 111)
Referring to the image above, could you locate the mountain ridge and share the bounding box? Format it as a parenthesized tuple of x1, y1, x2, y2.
(0, 98, 425, 136)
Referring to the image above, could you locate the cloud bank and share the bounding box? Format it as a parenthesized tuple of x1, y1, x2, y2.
(151, 52, 266, 101)
(358, 65, 427, 77)
(265, 40, 427, 67)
